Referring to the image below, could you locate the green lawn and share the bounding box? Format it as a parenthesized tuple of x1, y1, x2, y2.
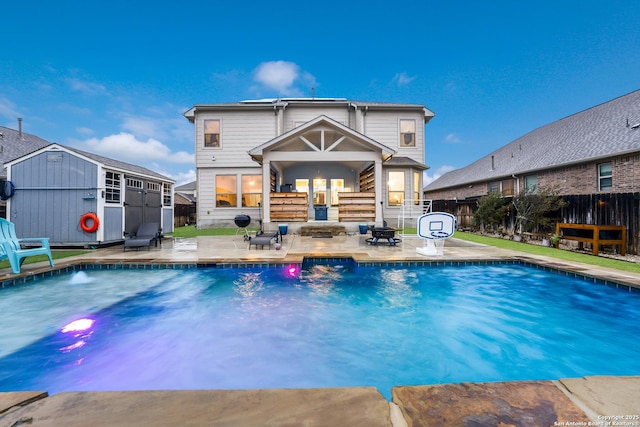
(453, 231, 640, 273)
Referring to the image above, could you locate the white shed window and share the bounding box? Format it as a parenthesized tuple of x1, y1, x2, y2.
(147, 182, 161, 192)
(127, 178, 143, 189)
(105, 171, 121, 203)
(163, 183, 172, 206)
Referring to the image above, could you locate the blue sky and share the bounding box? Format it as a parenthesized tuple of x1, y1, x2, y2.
(2, 1, 638, 186)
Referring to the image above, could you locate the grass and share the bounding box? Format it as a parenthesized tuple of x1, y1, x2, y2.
(169, 225, 259, 238)
(454, 231, 640, 273)
(0, 250, 89, 270)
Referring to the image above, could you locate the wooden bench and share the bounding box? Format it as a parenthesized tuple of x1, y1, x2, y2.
(555, 223, 626, 256)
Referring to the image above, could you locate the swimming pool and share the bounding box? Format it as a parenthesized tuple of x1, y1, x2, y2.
(0, 261, 639, 400)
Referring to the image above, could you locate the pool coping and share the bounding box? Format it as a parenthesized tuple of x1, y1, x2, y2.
(3, 255, 640, 293)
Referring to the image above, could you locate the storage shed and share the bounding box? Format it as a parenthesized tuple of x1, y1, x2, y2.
(6, 144, 174, 247)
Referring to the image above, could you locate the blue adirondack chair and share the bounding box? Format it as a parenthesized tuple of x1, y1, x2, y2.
(0, 218, 54, 274)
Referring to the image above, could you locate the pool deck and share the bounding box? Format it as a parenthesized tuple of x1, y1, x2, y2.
(1, 234, 639, 426)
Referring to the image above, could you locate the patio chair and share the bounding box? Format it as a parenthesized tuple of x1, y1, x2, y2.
(124, 222, 161, 251)
(0, 218, 54, 274)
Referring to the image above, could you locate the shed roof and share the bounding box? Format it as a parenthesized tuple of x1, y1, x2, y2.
(1, 126, 173, 182)
(425, 89, 640, 191)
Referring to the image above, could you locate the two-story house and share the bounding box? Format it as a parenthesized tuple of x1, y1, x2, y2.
(184, 98, 435, 230)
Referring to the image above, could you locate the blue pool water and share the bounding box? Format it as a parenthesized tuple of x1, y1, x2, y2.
(0, 262, 639, 400)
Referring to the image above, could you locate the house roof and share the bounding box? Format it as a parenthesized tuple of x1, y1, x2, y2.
(175, 181, 196, 191)
(184, 98, 435, 123)
(1, 126, 173, 183)
(425, 89, 640, 192)
(175, 192, 196, 204)
(385, 156, 429, 170)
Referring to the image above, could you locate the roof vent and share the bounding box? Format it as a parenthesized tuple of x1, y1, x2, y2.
(18, 117, 23, 140)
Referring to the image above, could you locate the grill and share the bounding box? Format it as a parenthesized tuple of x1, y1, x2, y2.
(234, 214, 251, 240)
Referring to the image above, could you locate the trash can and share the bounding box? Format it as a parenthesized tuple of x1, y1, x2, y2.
(359, 224, 369, 234)
(278, 224, 288, 236)
(314, 205, 328, 221)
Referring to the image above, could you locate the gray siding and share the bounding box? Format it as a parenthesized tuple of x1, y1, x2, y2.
(10, 151, 99, 244)
(162, 208, 174, 233)
(103, 206, 124, 242)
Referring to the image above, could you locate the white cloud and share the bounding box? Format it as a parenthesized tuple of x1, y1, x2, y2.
(392, 72, 416, 87)
(0, 96, 20, 120)
(173, 169, 196, 186)
(83, 132, 193, 164)
(66, 78, 107, 95)
(76, 127, 94, 135)
(423, 165, 456, 187)
(445, 133, 462, 143)
(253, 61, 316, 96)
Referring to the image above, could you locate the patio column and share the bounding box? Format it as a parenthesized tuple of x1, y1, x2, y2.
(374, 159, 383, 226)
(262, 160, 271, 224)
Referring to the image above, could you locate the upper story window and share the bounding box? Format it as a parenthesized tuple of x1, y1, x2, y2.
(105, 171, 121, 203)
(488, 181, 500, 194)
(524, 175, 538, 194)
(204, 119, 221, 148)
(399, 119, 416, 147)
(598, 162, 612, 191)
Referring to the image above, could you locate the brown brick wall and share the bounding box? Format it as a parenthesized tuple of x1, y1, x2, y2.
(424, 153, 640, 200)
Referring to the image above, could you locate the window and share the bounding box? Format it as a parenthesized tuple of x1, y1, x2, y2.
(501, 179, 515, 196)
(147, 182, 161, 192)
(241, 175, 262, 207)
(163, 182, 172, 206)
(388, 171, 405, 206)
(400, 119, 416, 147)
(488, 181, 500, 194)
(204, 119, 220, 148)
(216, 175, 236, 207)
(598, 162, 612, 191)
(127, 178, 143, 189)
(295, 179, 309, 195)
(330, 179, 344, 206)
(105, 171, 121, 203)
(313, 179, 327, 205)
(524, 175, 538, 194)
(413, 172, 420, 205)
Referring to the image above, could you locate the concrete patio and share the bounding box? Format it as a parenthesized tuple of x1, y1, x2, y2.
(1, 232, 639, 426)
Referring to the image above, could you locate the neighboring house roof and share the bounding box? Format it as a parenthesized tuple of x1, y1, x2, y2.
(175, 192, 196, 204)
(184, 98, 435, 123)
(425, 89, 640, 192)
(175, 181, 196, 192)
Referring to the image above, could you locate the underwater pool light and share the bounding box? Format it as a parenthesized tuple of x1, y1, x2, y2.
(286, 266, 299, 277)
(61, 318, 95, 333)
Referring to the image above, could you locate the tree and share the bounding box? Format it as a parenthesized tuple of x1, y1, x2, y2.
(474, 192, 509, 232)
(512, 186, 568, 234)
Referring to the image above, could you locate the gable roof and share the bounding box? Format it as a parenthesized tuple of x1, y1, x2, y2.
(425, 89, 640, 191)
(0, 125, 52, 168)
(2, 131, 173, 182)
(248, 115, 396, 162)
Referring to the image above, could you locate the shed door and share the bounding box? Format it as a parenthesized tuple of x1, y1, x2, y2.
(124, 177, 162, 235)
